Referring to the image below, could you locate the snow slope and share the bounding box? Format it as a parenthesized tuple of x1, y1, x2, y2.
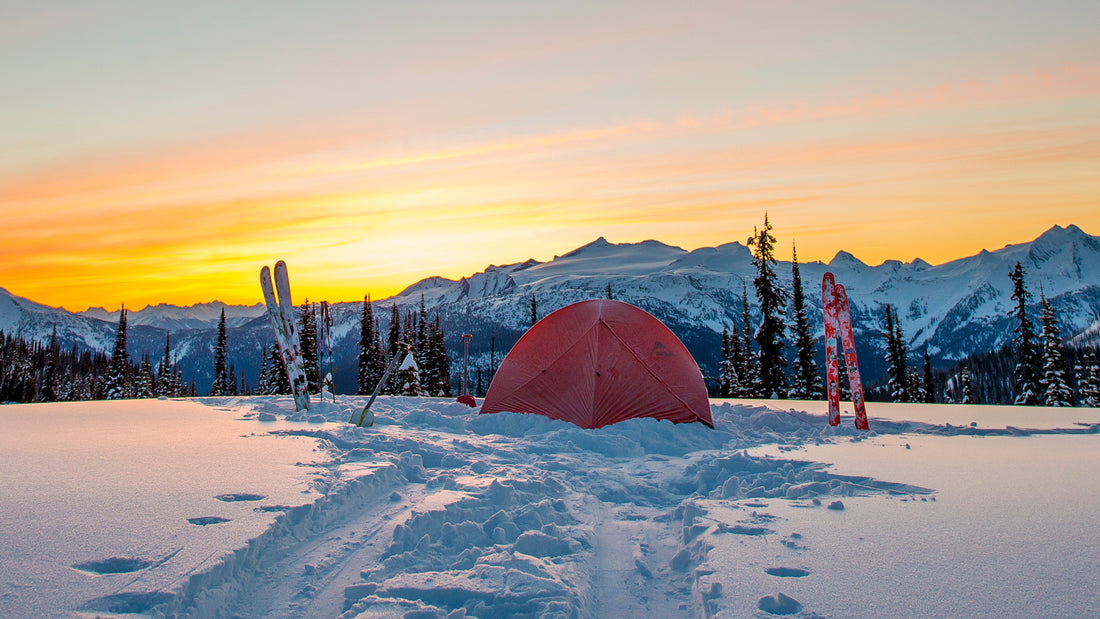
(2, 396, 1099, 617)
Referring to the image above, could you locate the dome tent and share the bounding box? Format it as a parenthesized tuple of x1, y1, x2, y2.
(480, 299, 713, 429)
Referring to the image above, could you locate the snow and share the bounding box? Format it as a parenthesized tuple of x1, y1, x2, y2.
(2, 396, 1100, 617)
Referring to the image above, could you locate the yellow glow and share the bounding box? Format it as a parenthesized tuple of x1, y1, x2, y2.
(2, 64, 1098, 311)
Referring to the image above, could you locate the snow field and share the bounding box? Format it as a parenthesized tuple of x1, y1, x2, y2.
(3, 396, 1099, 617)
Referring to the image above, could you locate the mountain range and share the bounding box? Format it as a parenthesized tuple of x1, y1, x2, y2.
(2, 224, 1098, 394)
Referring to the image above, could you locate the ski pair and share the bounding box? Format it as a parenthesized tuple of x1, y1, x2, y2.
(822, 272, 869, 430)
(260, 261, 311, 411)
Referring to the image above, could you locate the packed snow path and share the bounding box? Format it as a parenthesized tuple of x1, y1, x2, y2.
(2, 397, 1099, 617)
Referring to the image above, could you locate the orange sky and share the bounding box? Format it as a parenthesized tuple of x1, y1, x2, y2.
(2, 2, 1098, 311)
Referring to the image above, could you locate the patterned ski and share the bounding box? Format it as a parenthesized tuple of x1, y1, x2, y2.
(260, 262, 310, 411)
(821, 272, 841, 426)
(834, 283, 869, 430)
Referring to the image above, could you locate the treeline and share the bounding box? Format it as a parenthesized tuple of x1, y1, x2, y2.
(0, 319, 195, 404)
(355, 294, 453, 397)
(868, 261, 1100, 407)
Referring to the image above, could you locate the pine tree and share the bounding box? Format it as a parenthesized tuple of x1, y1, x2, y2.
(416, 294, 429, 365)
(385, 304, 403, 394)
(923, 351, 936, 404)
(397, 351, 422, 396)
(961, 363, 973, 404)
(266, 345, 291, 395)
(358, 295, 386, 395)
(298, 300, 321, 393)
(256, 345, 271, 395)
(210, 309, 229, 396)
(39, 326, 59, 402)
(530, 295, 539, 327)
(738, 282, 758, 397)
(719, 326, 736, 397)
(883, 305, 911, 402)
(476, 366, 484, 398)
(136, 353, 156, 399)
(157, 334, 175, 397)
(726, 321, 744, 397)
(606, 283, 613, 300)
(105, 307, 130, 400)
(1039, 293, 1073, 406)
(788, 243, 820, 399)
(747, 214, 788, 399)
(1082, 350, 1100, 407)
(1009, 262, 1040, 405)
(428, 315, 452, 397)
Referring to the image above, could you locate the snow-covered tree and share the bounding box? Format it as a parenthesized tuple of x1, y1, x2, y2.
(423, 315, 452, 397)
(157, 334, 177, 397)
(719, 326, 737, 397)
(747, 214, 788, 399)
(883, 305, 911, 402)
(396, 350, 422, 396)
(135, 353, 156, 399)
(530, 295, 539, 327)
(358, 295, 386, 395)
(961, 364, 973, 404)
(1039, 293, 1073, 407)
(1009, 262, 1040, 405)
(385, 304, 402, 395)
(788, 244, 821, 399)
(105, 308, 130, 400)
(923, 351, 936, 404)
(209, 309, 229, 396)
(737, 282, 758, 397)
(1081, 351, 1100, 407)
(298, 300, 321, 393)
(38, 326, 59, 402)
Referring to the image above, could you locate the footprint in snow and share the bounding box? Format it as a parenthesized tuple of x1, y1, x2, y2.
(72, 557, 153, 575)
(188, 516, 230, 526)
(765, 567, 811, 578)
(215, 493, 266, 502)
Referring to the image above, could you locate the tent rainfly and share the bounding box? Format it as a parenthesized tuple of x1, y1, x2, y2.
(480, 299, 713, 429)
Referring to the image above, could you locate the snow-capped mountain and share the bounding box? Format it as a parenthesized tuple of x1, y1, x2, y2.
(80, 301, 266, 331)
(2, 225, 1097, 393)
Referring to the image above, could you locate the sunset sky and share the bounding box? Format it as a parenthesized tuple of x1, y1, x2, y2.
(2, 1, 1098, 311)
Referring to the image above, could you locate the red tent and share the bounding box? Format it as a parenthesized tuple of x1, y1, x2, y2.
(480, 299, 713, 429)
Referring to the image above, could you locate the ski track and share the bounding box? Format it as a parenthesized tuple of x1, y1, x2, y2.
(131, 396, 1093, 618)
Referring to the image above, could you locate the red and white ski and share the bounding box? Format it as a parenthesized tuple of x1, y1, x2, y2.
(821, 273, 869, 430)
(821, 272, 841, 426)
(260, 262, 310, 411)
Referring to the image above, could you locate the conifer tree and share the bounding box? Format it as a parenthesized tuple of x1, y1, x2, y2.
(883, 305, 911, 402)
(1039, 293, 1073, 406)
(923, 351, 936, 404)
(105, 307, 130, 400)
(738, 283, 757, 397)
(385, 304, 403, 394)
(357, 295, 386, 395)
(747, 214, 788, 398)
(157, 334, 175, 397)
(1009, 262, 1040, 405)
(1082, 351, 1100, 407)
(606, 283, 613, 300)
(136, 353, 156, 398)
(266, 345, 291, 395)
(39, 326, 59, 402)
(210, 309, 229, 396)
(961, 363, 973, 404)
(256, 345, 271, 395)
(298, 300, 321, 393)
(476, 366, 484, 398)
(788, 243, 820, 399)
(719, 326, 735, 397)
(530, 295, 539, 327)
(416, 294, 429, 366)
(396, 351, 422, 396)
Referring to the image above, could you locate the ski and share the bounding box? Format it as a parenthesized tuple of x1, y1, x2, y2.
(821, 272, 841, 426)
(260, 262, 310, 411)
(834, 283, 870, 430)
